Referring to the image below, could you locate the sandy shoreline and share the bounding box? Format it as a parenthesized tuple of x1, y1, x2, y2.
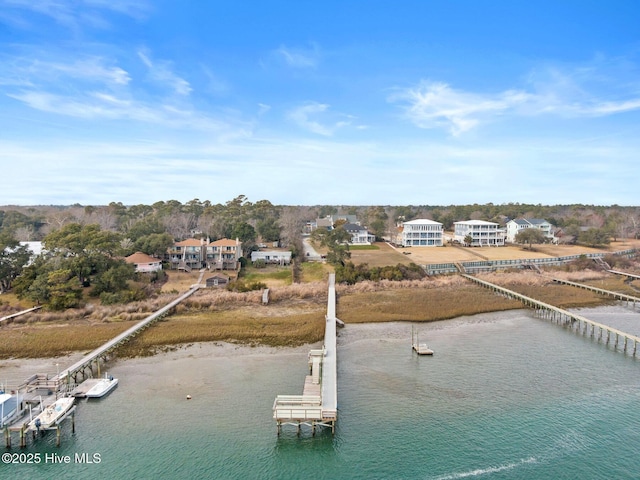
(0, 310, 526, 389)
(0, 339, 322, 388)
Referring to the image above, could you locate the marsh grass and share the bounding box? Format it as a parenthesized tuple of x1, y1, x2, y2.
(117, 309, 326, 357)
(0, 269, 624, 359)
(0, 320, 137, 358)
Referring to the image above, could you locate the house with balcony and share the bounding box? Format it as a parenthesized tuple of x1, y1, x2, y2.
(343, 223, 376, 245)
(454, 220, 505, 246)
(166, 238, 205, 271)
(400, 219, 444, 246)
(206, 238, 243, 270)
(505, 218, 556, 243)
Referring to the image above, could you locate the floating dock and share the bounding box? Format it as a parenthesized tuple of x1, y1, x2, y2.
(273, 274, 339, 434)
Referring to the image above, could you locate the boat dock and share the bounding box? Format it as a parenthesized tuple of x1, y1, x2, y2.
(3, 276, 206, 448)
(273, 274, 339, 434)
(411, 326, 434, 355)
(463, 274, 640, 356)
(3, 395, 77, 448)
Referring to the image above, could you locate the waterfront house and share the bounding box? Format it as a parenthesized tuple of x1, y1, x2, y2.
(506, 218, 556, 243)
(251, 250, 292, 265)
(166, 238, 205, 271)
(206, 238, 243, 270)
(400, 219, 444, 247)
(125, 252, 163, 273)
(343, 223, 376, 245)
(454, 220, 505, 246)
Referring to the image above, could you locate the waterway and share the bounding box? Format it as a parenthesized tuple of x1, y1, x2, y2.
(2, 305, 640, 479)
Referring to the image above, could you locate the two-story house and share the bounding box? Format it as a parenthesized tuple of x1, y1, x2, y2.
(454, 220, 505, 246)
(505, 218, 555, 243)
(343, 223, 376, 245)
(166, 238, 205, 271)
(206, 238, 243, 270)
(400, 219, 444, 246)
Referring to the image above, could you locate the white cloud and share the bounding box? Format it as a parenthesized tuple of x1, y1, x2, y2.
(271, 44, 320, 68)
(288, 102, 354, 136)
(390, 81, 530, 135)
(392, 71, 640, 135)
(0, 0, 150, 28)
(0, 55, 130, 88)
(137, 49, 192, 96)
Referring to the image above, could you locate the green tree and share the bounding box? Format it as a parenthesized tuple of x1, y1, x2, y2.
(312, 226, 352, 266)
(579, 228, 611, 247)
(256, 217, 282, 243)
(0, 234, 31, 292)
(515, 228, 547, 250)
(134, 232, 175, 258)
(45, 269, 83, 310)
(91, 260, 136, 297)
(43, 223, 121, 285)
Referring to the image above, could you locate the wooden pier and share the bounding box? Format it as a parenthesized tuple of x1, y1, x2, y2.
(550, 277, 640, 308)
(463, 274, 640, 356)
(273, 274, 339, 435)
(53, 284, 202, 388)
(4, 400, 76, 448)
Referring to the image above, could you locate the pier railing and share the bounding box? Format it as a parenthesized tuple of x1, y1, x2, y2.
(424, 248, 637, 275)
(54, 285, 202, 385)
(462, 274, 640, 356)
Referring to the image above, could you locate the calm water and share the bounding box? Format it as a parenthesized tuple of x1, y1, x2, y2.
(3, 305, 640, 479)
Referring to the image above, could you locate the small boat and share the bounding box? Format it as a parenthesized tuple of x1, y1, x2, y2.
(85, 374, 118, 398)
(29, 396, 75, 430)
(0, 392, 19, 427)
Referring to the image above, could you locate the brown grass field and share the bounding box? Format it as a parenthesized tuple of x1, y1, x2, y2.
(351, 239, 640, 266)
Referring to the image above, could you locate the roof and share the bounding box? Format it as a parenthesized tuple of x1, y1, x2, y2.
(125, 252, 161, 264)
(454, 220, 498, 226)
(509, 218, 551, 226)
(342, 223, 366, 231)
(209, 238, 238, 246)
(404, 219, 443, 226)
(175, 238, 203, 247)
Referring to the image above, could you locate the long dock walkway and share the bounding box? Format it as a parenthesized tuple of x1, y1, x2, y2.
(608, 269, 640, 281)
(273, 274, 339, 434)
(463, 274, 640, 356)
(550, 277, 640, 307)
(54, 282, 203, 387)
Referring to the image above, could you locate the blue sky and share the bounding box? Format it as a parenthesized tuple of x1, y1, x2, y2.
(1, 1, 639, 206)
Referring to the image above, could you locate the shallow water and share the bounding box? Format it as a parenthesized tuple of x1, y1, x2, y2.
(3, 306, 640, 479)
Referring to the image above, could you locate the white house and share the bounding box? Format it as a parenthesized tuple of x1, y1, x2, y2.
(343, 223, 376, 245)
(401, 219, 444, 247)
(251, 250, 292, 265)
(506, 218, 555, 243)
(125, 252, 163, 273)
(454, 220, 505, 246)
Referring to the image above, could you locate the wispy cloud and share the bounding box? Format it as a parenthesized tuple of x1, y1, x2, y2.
(1, 50, 248, 136)
(0, 0, 150, 29)
(288, 102, 353, 136)
(390, 81, 529, 135)
(137, 49, 192, 96)
(0, 56, 131, 87)
(270, 44, 320, 69)
(392, 59, 640, 135)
